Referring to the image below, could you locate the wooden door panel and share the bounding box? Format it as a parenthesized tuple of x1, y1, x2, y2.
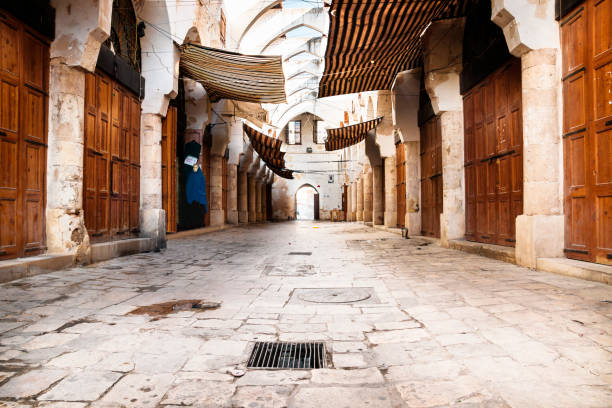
(562, 0, 612, 264)
(0, 198, 17, 254)
(0, 19, 19, 78)
(464, 59, 522, 246)
(0, 15, 48, 260)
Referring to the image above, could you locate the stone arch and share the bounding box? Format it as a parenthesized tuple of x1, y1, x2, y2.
(295, 183, 320, 220)
(235, 0, 284, 46)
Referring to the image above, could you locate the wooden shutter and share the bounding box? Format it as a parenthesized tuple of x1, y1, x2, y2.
(0, 13, 49, 260)
(420, 116, 442, 238)
(162, 106, 177, 233)
(463, 58, 523, 247)
(84, 70, 140, 242)
(562, 0, 612, 264)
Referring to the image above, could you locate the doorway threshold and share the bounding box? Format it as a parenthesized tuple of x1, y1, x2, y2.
(448, 239, 516, 264)
(537, 258, 612, 285)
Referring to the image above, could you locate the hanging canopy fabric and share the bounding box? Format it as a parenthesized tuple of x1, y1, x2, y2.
(180, 43, 287, 104)
(318, 0, 471, 98)
(243, 123, 294, 179)
(325, 117, 383, 151)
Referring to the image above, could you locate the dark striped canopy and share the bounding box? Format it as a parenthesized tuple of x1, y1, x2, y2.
(325, 117, 383, 151)
(243, 124, 294, 179)
(180, 43, 287, 104)
(318, 0, 471, 98)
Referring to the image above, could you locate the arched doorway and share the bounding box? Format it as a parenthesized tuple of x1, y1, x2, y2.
(295, 184, 319, 220)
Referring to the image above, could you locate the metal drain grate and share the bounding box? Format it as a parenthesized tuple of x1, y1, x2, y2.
(247, 342, 326, 369)
(288, 251, 312, 255)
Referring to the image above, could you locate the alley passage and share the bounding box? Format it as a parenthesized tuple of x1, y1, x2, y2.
(0, 222, 611, 407)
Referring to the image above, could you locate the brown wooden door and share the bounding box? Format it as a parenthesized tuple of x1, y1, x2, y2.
(162, 106, 177, 233)
(342, 184, 347, 220)
(420, 115, 442, 238)
(314, 193, 320, 220)
(463, 58, 523, 247)
(396, 142, 406, 228)
(222, 155, 228, 223)
(562, 0, 612, 265)
(84, 70, 140, 242)
(0, 12, 49, 260)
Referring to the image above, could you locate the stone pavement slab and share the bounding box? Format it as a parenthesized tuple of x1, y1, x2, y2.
(0, 221, 610, 407)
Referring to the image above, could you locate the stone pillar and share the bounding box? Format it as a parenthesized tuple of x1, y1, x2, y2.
(384, 156, 397, 227)
(261, 181, 267, 222)
(363, 167, 373, 222)
(248, 173, 257, 223)
(351, 182, 358, 221)
(405, 141, 421, 236)
(490, 1, 564, 267)
(140, 113, 166, 249)
(423, 18, 465, 247)
(439, 111, 465, 246)
(346, 183, 353, 221)
(514, 49, 564, 267)
(356, 176, 364, 222)
(372, 165, 384, 225)
(255, 180, 263, 222)
(226, 164, 238, 224)
(208, 155, 224, 227)
(238, 170, 249, 223)
(46, 62, 90, 261)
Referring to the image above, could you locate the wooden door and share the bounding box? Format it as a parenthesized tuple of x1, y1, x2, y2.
(222, 155, 228, 223)
(314, 193, 320, 220)
(84, 70, 140, 242)
(562, 0, 612, 265)
(201, 143, 211, 226)
(463, 58, 523, 247)
(342, 184, 347, 220)
(420, 116, 442, 238)
(0, 13, 49, 260)
(162, 106, 177, 233)
(396, 142, 406, 228)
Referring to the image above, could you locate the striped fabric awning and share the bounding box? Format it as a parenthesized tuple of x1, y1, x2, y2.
(325, 117, 383, 151)
(318, 0, 471, 98)
(243, 124, 294, 179)
(180, 43, 287, 104)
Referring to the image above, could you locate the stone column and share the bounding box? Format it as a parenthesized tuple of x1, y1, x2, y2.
(255, 180, 263, 222)
(405, 141, 421, 236)
(140, 113, 166, 249)
(226, 164, 238, 224)
(423, 18, 465, 246)
(514, 49, 564, 267)
(346, 183, 353, 221)
(363, 168, 373, 222)
(46, 62, 90, 261)
(351, 181, 358, 221)
(356, 177, 364, 221)
(261, 181, 267, 222)
(238, 170, 249, 223)
(490, 1, 564, 267)
(248, 173, 257, 223)
(439, 111, 465, 245)
(208, 155, 224, 227)
(372, 165, 384, 225)
(384, 156, 397, 227)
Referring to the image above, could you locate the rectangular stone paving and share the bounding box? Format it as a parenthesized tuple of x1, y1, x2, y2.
(0, 222, 610, 407)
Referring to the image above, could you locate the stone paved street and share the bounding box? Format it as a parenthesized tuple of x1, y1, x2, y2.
(0, 222, 611, 407)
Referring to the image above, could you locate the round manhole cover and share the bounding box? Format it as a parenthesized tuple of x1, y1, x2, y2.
(298, 288, 372, 303)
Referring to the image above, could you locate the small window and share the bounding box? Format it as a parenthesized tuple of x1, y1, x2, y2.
(314, 120, 326, 144)
(287, 120, 301, 144)
(220, 10, 226, 47)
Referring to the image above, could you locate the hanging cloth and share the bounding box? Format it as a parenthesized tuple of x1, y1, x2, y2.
(186, 166, 208, 213)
